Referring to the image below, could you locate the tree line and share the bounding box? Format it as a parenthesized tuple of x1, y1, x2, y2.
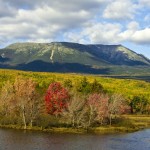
(0, 76, 149, 129)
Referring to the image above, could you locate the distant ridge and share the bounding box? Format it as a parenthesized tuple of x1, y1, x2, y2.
(0, 42, 150, 74)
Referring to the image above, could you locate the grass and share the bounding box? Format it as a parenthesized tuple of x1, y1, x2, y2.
(0, 115, 150, 134)
(123, 115, 150, 128)
(89, 115, 150, 134)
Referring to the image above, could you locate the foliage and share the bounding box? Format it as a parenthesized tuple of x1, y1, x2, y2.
(108, 94, 130, 125)
(87, 93, 109, 126)
(76, 77, 103, 94)
(130, 95, 149, 114)
(35, 114, 60, 128)
(63, 79, 73, 88)
(0, 69, 150, 129)
(91, 79, 104, 93)
(86, 93, 129, 126)
(0, 77, 40, 129)
(45, 82, 70, 116)
(62, 93, 88, 128)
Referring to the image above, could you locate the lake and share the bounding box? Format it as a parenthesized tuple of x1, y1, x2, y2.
(0, 128, 150, 150)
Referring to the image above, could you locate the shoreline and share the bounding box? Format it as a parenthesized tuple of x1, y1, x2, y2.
(0, 124, 148, 134)
(0, 115, 150, 134)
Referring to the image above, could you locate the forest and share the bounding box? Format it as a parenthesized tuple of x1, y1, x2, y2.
(0, 69, 150, 132)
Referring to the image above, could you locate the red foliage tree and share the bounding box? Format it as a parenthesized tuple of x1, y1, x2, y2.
(45, 82, 69, 116)
(87, 93, 109, 126)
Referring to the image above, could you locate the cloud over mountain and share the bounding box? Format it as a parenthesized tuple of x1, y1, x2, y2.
(0, 0, 149, 58)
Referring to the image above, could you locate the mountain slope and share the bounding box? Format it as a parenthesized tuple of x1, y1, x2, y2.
(0, 42, 150, 74)
(87, 44, 150, 65)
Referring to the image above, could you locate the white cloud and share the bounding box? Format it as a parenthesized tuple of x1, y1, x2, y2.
(0, 7, 91, 42)
(64, 32, 86, 44)
(1, 0, 107, 12)
(103, 0, 137, 20)
(127, 21, 139, 30)
(131, 28, 150, 44)
(0, 1, 16, 17)
(118, 22, 150, 45)
(83, 23, 122, 44)
(139, 0, 150, 7)
(119, 21, 139, 41)
(0, 0, 149, 48)
(0, 0, 107, 44)
(65, 22, 122, 44)
(65, 21, 150, 45)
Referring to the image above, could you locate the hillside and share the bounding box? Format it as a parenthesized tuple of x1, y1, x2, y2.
(0, 69, 150, 99)
(0, 42, 150, 74)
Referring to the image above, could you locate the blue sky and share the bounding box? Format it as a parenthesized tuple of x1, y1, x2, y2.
(0, 0, 150, 58)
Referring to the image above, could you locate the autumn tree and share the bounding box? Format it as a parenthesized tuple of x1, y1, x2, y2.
(62, 93, 88, 128)
(0, 77, 39, 128)
(87, 94, 99, 126)
(13, 77, 39, 129)
(0, 81, 14, 117)
(87, 93, 109, 126)
(108, 94, 129, 125)
(96, 94, 109, 125)
(87, 93, 129, 126)
(45, 82, 70, 117)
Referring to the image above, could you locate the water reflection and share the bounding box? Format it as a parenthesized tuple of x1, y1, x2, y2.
(0, 129, 150, 150)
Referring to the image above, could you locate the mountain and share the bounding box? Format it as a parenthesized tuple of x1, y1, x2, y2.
(0, 42, 150, 74)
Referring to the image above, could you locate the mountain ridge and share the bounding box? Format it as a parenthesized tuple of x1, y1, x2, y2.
(0, 42, 150, 74)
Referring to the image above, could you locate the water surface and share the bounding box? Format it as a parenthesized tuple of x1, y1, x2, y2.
(0, 128, 150, 150)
